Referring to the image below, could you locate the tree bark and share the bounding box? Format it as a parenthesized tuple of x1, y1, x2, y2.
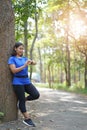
(30, 0, 38, 80)
(65, 0, 71, 87)
(0, 0, 18, 122)
(48, 64, 52, 88)
(24, 20, 28, 57)
(85, 56, 87, 88)
(38, 47, 43, 82)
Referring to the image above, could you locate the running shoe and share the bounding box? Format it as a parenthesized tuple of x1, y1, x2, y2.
(17, 101, 19, 108)
(23, 118, 35, 127)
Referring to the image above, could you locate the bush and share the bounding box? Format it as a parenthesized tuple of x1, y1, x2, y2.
(0, 112, 4, 119)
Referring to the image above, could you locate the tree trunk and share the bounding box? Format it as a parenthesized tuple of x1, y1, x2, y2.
(48, 65, 51, 88)
(65, 0, 71, 87)
(66, 41, 71, 87)
(24, 20, 28, 57)
(0, 0, 18, 122)
(38, 47, 43, 82)
(84, 56, 87, 88)
(60, 62, 63, 83)
(30, 0, 38, 80)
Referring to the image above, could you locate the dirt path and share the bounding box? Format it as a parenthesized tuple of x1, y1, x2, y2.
(0, 87, 87, 130)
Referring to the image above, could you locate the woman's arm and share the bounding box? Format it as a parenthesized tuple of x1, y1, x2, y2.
(9, 64, 26, 74)
(9, 60, 31, 74)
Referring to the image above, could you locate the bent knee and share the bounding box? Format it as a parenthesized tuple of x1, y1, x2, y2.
(34, 92, 40, 100)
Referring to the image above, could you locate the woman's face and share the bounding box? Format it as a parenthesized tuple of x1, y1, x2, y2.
(15, 45, 24, 56)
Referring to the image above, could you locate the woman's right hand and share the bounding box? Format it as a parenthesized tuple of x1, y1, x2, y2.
(24, 60, 32, 67)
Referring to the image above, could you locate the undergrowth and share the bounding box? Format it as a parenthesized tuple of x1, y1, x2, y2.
(34, 82, 87, 95)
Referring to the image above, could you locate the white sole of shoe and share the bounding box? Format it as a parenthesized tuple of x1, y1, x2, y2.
(23, 120, 34, 127)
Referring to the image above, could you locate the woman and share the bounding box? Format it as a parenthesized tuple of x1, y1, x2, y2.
(8, 42, 40, 127)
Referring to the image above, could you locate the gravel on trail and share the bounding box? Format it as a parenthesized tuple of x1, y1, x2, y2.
(0, 87, 87, 130)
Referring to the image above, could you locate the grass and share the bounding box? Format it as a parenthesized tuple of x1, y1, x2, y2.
(34, 82, 87, 95)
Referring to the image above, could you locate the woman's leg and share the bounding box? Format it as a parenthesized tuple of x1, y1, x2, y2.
(13, 85, 30, 119)
(25, 83, 40, 101)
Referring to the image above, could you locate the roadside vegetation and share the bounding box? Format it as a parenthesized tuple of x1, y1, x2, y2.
(35, 82, 87, 95)
(12, 0, 87, 93)
(12, 0, 87, 95)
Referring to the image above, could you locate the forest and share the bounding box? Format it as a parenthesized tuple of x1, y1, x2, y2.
(0, 0, 87, 124)
(12, 0, 87, 90)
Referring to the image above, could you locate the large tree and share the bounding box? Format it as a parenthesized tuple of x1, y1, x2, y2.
(0, 0, 17, 122)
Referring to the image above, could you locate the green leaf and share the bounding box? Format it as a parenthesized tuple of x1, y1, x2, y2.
(0, 112, 4, 118)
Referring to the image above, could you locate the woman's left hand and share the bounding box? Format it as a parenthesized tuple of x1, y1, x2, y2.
(31, 60, 36, 65)
(27, 59, 36, 65)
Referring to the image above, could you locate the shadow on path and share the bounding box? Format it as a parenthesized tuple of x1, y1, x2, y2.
(0, 87, 87, 130)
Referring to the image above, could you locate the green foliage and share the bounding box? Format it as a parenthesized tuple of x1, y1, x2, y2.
(12, 0, 36, 41)
(36, 82, 87, 95)
(0, 112, 4, 119)
(12, 0, 87, 89)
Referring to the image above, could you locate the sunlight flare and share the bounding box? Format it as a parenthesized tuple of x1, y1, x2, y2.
(69, 15, 87, 39)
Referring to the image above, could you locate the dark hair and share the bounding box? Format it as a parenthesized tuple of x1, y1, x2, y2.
(11, 42, 24, 56)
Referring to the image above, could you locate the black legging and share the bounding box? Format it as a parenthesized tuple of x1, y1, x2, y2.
(13, 83, 40, 113)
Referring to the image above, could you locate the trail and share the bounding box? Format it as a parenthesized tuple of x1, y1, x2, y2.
(0, 87, 87, 130)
